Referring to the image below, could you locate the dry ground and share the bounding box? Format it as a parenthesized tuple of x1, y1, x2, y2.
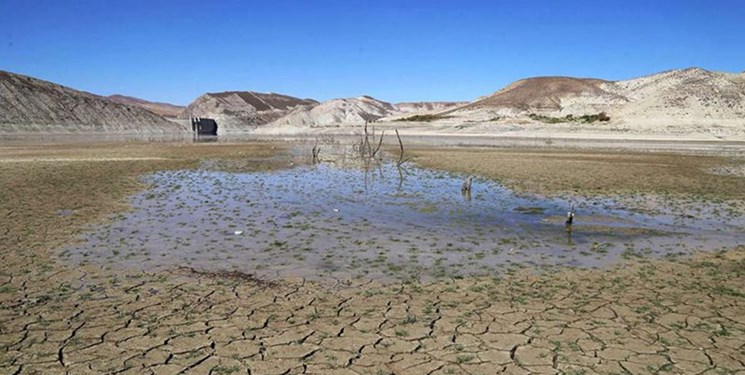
(1, 142, 744, 375)
(407, 147, 745, 199)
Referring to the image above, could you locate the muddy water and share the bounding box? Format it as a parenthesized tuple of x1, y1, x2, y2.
(60, 162, 744, 282)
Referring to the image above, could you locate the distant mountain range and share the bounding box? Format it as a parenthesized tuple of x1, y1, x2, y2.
(1, 67, 743, 135)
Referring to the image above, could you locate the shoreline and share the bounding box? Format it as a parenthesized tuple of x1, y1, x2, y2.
(3, 130, 744, 155)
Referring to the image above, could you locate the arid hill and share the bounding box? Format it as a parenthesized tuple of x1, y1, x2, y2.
(446, 68, 745, 126)
(608, 68, 745, 125)
(4, 67, 742, 137)
(455, 77, 625, 115)
(0, 71, 183, 133)
(264, 97, 468, 132)
(268, 96, 396, 129)
(107, 95, 184, 118)
(181, 91, 318, 133)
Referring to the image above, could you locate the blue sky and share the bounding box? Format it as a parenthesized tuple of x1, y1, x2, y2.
(1, 0, 744, 105)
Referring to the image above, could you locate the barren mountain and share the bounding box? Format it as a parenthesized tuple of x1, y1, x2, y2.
(268, 96, 396, 128)
(0, 71, 183, 134)
(608, 68, 745, 125)
(181, 91, 318, 133)
(107, 95, 184, 118)
(4, 67, 742, 137)
(266, 97, 470, 131)
(452, 77, 626, 117)
(446, 68, 745, 127)
(263, 68, 743, 138)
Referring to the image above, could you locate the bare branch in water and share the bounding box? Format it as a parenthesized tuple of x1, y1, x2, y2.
(312, 139, 321, 163)
(372, 130, 385, 159)
(395, 129, 408, 166)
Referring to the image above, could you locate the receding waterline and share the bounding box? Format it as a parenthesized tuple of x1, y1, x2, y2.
(59, 162, 744, 282)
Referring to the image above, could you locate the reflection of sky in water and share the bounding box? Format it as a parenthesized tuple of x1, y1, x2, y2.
(59, 163, 744, 282)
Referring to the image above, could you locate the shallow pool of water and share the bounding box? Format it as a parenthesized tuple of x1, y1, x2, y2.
(60, 161, 744, 282)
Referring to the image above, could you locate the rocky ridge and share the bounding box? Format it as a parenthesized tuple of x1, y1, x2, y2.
(0, 71, 183, 134)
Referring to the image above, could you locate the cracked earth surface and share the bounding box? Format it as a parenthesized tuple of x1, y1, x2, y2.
(1, 142, 745, 374)
(2, 249, 745, 375)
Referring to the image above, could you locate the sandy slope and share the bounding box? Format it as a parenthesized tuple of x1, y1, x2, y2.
(268, 96, 395, 128)
(0, 71, 184, 134)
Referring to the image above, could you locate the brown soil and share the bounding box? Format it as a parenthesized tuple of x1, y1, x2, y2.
(408, 146, 745, 200)
(457, 76, 620, 112)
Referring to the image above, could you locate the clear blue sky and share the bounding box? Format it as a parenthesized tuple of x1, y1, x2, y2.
(2, 0, 744, 105)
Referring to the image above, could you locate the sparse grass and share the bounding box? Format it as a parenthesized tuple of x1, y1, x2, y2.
(0, 285, 17, 294)
(711, 285, 745, 298)
(0, 142, 288, 255)
(394, 329, 408, 337)
(528, 112, 610, 124)
(408, 146, 745, 199)
(211, 365, 241, 374)
(394, 114, 452, 122)
(456, 354, 475, 364)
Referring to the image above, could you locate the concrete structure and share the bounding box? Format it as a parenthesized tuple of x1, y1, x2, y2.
(190, 117, 218, 136)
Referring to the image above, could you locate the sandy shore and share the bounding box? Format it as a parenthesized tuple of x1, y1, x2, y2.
(4, 129, 745, 155)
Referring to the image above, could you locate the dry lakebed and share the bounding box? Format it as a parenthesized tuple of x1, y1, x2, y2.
(1, 139, 744, 375)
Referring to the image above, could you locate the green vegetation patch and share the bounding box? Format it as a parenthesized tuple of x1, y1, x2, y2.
(529, 112, 611, 124)
(395, 114, 452, 122)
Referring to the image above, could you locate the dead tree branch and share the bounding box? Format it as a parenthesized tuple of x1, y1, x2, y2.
(363, 122, 371, 157)
(395, 129, 408, 166)
(312, 145, 321, 163)
(372, 130, 385, 159)
(311, 138, 321, 163)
